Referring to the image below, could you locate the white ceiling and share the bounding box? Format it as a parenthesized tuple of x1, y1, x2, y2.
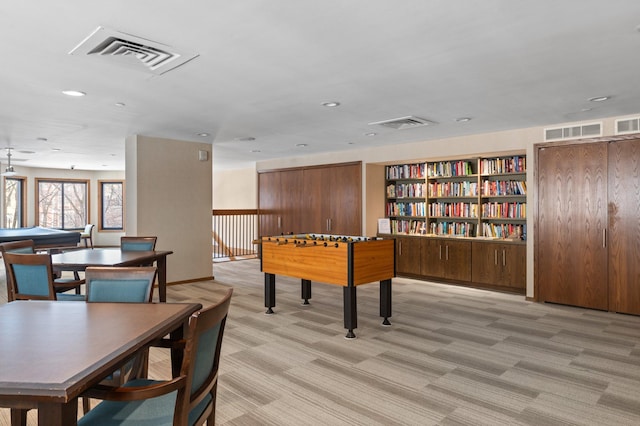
(2, 1, 640, 171)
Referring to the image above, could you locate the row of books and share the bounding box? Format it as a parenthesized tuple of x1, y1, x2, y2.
(386, 163, 426, 180)
(429, 202, 479, 218)
(427, 160, 475, 178)
(481, 202, 526, 219)
(481, 223, 526, 240)
(480, 156, 526, 175)
(386, 183, 427, 198)
(386, 202, 426, 217)
(481, 180, 527, 196)
(428, 181, 478, 197)
(429, 221, 476, 237)
(390, 219, 426, 234)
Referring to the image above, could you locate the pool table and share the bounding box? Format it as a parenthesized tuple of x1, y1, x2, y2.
(0, 226, 81, 248)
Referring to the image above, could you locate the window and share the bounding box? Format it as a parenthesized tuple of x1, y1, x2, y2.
(4, 176, 26, 228)
(36, 179, 88, 229)
(99, 180, 124, 231)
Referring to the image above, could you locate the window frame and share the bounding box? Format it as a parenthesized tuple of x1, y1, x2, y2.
(35, 178, 90, 230)
(98, 180, 125, 232)
(3, 175, 27, 228)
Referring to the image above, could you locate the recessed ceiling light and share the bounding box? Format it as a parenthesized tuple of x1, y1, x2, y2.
(296, 143, 308, 147)
(51, 148, 61, 151)
(321, 101, 340, 107)
(365, 132, 377, 137)
(588, 96, 610, 102)
(114, 102, 126, 107)
(250, 149, 261, 153)
(18, 150, 35, 154)
(36, 137, 48, 142)
(235, 137, 256, 142)
(197, 132, 210, 137)
(456, 117, 472, 122)
(347, 142, 355, 145)
(62, 90, 86, 97)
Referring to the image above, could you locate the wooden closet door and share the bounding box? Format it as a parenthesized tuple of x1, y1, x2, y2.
(536, 142, 608, 310)
(608, 139, 640, 314)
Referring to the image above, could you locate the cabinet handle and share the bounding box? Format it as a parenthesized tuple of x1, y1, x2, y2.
(602, 229, 606, 248)
(502, 249, 506, 267)
(439, 245, 442, 260)
(329, 218, 332, 232)
(399, 241, 402, 256)
(278, 216, 281, 228)
(494, 249, 498, 265)
(445, 245, 449, 261)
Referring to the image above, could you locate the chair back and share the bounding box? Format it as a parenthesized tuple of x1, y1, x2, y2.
(3, 252, 56, 300)
(85, 266, 157, 303)
(0, 240, 36, 301)
(178, 288, 233, 425)
(121, 236, 157, 251)
(83, 224, 94, 235)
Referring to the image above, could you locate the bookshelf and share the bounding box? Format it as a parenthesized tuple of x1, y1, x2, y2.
(385, 154, 527, 240)
(385, 163, 427, 234)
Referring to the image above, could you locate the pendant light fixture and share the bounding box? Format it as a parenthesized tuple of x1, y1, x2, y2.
(2, 148, 17, 176)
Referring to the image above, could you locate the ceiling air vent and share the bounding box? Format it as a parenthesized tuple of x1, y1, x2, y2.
(369, 116, 436, 130)
(544, 122, 602, 142)
(69, 26, 198, 75)
(615, 117, 640, 135)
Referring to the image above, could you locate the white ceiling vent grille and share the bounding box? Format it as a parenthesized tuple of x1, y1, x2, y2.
(369, 116, 436, 130)
(544, 122, 602, 142)
(615, 117, 640, 135)
(69, 26, 198, 75)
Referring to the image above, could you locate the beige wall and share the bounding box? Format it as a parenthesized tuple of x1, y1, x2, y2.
(212, 167, 257, 209)
(126, 135, 213, 283)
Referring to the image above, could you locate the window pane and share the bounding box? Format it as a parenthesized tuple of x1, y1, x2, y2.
(37, 180, 87, 229)
(4, 178, 24, 228)
(38, 181, 63, 228)
(101, 182, 123, 229)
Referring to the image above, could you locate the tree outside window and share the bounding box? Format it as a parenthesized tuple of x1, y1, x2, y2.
(36, 179, 88, 229)
(99, 181, 124, 230)
(4, 177, 25, 228)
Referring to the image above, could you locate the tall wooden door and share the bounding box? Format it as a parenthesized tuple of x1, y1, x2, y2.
(608, 139, 640, 314)
(536, 142, 608, 310)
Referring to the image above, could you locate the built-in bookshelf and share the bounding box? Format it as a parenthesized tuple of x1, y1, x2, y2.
(384, 154, 527, 240)
(385, 163, 427, 234)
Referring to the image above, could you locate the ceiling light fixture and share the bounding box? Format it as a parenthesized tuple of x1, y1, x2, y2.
(62, 90, 86, 97)
(197, 132, 210, 137)
(37, 137, 48, 142)
(296, 143, 308, 147)
(321, 101, 340, 107)
(250, 149, 261, 153)
(365, 132, 377, 137)
(456, 117, 472, 122)
(235, 137, 256, 142)
(114, 102, 126, 107)
(2, 148, 16, 176)
(588, 96, 610, 102)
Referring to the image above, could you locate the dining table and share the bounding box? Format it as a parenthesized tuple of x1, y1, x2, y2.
(0, 300, 202, 426)
(51, 248, 173, 302)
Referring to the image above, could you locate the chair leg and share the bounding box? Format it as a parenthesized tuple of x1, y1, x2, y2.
(82, 397, 91, 414)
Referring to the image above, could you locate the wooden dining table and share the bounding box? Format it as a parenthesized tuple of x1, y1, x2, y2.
(0, 300, 202, 426)
(51, 248, 173, 302)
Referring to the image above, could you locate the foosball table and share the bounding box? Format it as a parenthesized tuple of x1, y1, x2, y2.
(260, 234, 396, 338)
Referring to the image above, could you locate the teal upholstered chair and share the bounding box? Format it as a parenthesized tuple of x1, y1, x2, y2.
(0, 239, 85, 301)
(121, 236, 157, 251)
(79, 288, 233, 426)
(85, 266, 157, 303)
(2, 252, 85, 301)
(82, 266, 158, 414)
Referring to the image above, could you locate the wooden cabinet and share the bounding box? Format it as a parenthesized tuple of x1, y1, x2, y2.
(303, 163, 361, 235)
(472, 242, 525, 289)
(608, 139, 640, 315)
(422, 238, 471, 282)
(395, 236, 421, 276)
(258, 169, 303, 236)
(258, 162, 362, 237)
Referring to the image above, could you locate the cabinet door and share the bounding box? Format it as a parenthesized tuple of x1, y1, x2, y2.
(537, 143, 608, 310)
(608, 139, 640, 315)
(396, 237, 421, 275)
(443, 240, 471, 281)
(501, 244, 526, 289)
(472, 242, 500, 285)
(279, 169, 303, 234)
(258, 171, 282, 236)
(422, 238, 445, 278)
